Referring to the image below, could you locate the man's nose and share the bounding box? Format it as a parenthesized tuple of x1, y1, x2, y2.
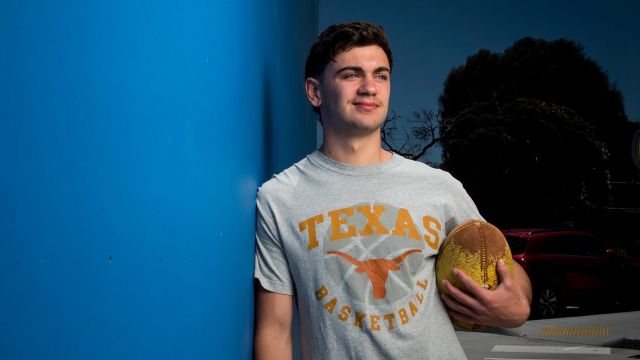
(358, 76, 377, 96)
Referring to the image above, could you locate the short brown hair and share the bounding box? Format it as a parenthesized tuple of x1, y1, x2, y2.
(305, 21, 393, 80)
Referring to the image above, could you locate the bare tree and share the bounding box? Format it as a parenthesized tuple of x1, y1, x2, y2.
(381, 109, 441, 164)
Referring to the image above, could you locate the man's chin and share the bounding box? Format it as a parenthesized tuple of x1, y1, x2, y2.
(323, 113, 387, 135)
(342, 120, 385, 136)
(351, 113, 387, 127)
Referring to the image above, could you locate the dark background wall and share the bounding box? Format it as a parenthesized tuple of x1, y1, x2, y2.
(0, 1, 317, 358)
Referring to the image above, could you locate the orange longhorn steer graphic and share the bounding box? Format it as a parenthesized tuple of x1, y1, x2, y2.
(326, 249, 422, 299)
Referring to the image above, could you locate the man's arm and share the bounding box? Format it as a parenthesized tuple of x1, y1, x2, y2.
(254, 281, 294, 360)
(441, 259, 532, 328)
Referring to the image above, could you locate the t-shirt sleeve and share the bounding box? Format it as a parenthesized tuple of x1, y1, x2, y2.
(443, 175, 484, 233)
(254, 190, 295, 296)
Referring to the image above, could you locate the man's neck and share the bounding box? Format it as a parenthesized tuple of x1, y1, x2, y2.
(319, 130, 392, 165)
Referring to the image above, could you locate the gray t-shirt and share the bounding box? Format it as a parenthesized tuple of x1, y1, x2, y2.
(254, 150, 481, 360)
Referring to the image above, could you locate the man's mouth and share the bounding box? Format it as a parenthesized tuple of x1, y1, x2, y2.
(353, 101, 380, 111)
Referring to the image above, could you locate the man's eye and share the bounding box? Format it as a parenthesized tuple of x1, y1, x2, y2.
(376, 74, 389, 80)
(343, 73, 359, 79)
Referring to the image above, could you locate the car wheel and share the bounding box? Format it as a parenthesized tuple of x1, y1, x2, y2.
(534, 287, 562, 318)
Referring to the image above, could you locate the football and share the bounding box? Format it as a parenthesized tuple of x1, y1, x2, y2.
(435, 219, 513, 330)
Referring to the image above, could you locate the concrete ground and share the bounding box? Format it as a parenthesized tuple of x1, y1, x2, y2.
(457, 311, 640, 360)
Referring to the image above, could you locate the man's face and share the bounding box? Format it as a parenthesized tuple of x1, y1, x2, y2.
(308, 45, 391, 136)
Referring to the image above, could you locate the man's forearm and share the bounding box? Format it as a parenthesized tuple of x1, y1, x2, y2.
(254, 331, 292, 360)
(513, 261, 532, 307)
(253, 284, 294, 360)
(511, 261, 533, 326)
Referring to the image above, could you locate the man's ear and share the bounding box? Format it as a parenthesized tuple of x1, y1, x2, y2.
(305, 77, 322, 107)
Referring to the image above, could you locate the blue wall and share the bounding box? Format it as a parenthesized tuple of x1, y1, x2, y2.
(0, 1, 317, 358)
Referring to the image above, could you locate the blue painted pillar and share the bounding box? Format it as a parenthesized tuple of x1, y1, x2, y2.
(0, 1, 317, 359)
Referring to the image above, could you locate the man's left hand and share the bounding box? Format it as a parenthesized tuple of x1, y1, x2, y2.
(440, 259, 532, 328)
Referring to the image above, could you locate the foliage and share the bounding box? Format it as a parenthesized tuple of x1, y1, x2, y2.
(438, 37, 640, 228)
(440, 37, 638, 181)
(443, 98, 608, 227)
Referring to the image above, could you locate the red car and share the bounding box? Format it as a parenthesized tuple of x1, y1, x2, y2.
(502, 228, 640, 318)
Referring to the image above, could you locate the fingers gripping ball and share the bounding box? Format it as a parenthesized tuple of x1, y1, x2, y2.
(436, 220, 513, 330)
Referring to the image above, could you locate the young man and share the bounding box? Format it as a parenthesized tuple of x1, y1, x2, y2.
(254, 22, 531, 360)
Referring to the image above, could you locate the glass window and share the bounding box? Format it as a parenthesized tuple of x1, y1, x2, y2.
(506, 236, 527, 255)
(579, 235, 606, 256)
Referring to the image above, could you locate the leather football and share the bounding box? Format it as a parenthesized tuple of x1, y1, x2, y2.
(435, 219, 513, 330)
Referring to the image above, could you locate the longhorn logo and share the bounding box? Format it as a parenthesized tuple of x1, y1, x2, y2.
(326, 249, 422, 299)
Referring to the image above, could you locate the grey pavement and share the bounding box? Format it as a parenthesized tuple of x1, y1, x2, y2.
(457, 311, 640, 360)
